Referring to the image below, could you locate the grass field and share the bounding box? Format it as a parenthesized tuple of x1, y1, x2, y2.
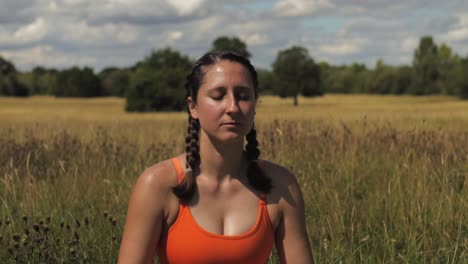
(1, 95, 467, 263)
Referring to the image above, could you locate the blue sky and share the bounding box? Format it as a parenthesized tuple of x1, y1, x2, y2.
(0, 0, 467, 71)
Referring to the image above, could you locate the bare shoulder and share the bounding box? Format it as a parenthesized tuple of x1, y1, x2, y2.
(261, 160, 301, 194)
(133, 157, 179, 195)
(260, 160, 304, 211)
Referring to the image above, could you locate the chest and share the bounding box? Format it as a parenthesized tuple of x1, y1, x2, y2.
(164, 189, 281, 236)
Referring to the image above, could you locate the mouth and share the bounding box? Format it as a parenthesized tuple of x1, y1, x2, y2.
(222, 122, 242, 127)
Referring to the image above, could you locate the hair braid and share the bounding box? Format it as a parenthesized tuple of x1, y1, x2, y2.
(245, 126, 272, 193)
(172, 115, 200, 202)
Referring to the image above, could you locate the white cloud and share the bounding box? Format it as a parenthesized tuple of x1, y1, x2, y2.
(319, 41, 361, 55)
(1, 1, 468, 70)
(167, 0, 206, 15)
(0, 45, 95, 69)
(168, 31, 183, 41)
(273, 0, 334, 17)
(58, 20, 140, 46)
(401, 37, 418, 52)
(0, 17, 48, 45)
(14, 17, 48, 42)
(242, 33, 270, 46)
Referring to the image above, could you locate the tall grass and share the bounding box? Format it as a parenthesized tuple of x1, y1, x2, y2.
(1, 95, 467, 263)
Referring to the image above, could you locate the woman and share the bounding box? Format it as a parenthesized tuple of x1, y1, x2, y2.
(118, 51, 314, 263)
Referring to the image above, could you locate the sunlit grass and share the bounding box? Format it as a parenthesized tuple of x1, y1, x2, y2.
(1, 95, 467, 263)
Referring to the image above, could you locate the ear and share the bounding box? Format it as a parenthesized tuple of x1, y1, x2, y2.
(187, 96, 199, 119)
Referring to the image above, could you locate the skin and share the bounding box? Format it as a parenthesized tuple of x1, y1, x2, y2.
(118, 60, 314, 263)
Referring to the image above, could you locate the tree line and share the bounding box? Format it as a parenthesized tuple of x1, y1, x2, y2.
(0, 35, 467, 110)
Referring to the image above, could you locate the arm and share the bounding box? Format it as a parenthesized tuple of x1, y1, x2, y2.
(118, 165, 173, 264)
(275, 171, 314, 264)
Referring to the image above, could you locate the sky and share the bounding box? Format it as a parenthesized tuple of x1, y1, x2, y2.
(1, 0, 468, 71)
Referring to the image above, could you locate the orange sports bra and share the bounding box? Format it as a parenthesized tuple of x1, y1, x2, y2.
(156, 158, 275, 264)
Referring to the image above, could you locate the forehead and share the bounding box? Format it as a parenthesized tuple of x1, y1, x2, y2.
(200, 60, 253, 86)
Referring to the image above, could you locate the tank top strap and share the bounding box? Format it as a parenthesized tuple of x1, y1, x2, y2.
(258, 193, 267, 205)
(171, 157, 184, 184)
(256, 159, 267, 206)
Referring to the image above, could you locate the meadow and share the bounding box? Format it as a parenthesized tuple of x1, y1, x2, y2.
(0, 95, 467, 263)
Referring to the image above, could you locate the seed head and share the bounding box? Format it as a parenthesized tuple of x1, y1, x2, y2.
(33, 224, 40, 232)
(12, 234, 21, 242)
(103, 211, 108, 218)
(22, 215, 28, 222)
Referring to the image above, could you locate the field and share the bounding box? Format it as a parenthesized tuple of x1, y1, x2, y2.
(0, 95, 467, 263)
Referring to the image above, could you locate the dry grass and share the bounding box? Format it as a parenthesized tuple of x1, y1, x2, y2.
(0, 95, 467, 263)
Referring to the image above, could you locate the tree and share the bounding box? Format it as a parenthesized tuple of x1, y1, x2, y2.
(211, 36, 251, 58)
(437, 43, 461, 95)
(256, 69, 276, 95)
(412, 36, 440, 95)
(125, 48, 192, 112)
(455, 57, 468, 99)
(0, 56, 29, 96)
(272, 46, 321, 106)
(55, 67, 102, 97)
(99, 67, 131, 97)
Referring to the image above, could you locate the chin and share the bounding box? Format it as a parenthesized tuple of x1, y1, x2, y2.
(210, 132, 246, 144)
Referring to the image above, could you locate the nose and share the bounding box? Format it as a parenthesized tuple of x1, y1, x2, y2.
(226, 94, 240, 114)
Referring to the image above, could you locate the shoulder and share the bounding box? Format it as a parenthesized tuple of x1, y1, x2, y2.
(260, 160, 304, 211)
(260, 160, 300, 192)
(131, 157, 180, 202)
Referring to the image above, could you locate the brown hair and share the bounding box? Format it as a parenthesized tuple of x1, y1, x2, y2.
(172, 51, 272, 203)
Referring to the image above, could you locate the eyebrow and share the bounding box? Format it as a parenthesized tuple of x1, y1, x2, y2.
(208, 85, 252, 92)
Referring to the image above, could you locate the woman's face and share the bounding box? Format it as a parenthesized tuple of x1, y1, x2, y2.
(188, 60, 256, 143)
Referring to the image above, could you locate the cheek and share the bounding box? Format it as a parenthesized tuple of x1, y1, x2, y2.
(241, 102, 256, 115)
(197, 101, 222, 118)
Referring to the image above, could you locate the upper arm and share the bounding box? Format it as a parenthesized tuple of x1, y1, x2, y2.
(273, 168, 314, 264)
(118, 164, 174, 264)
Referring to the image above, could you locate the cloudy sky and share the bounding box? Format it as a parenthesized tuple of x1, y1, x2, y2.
(1, 0, 468, 71)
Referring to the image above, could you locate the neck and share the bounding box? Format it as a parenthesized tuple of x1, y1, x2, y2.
(198, 132, 247, 181)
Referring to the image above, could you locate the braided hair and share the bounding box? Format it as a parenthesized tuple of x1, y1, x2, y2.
(171, 51, 272, 203)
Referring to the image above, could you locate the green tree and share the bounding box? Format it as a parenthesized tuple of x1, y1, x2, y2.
(455, 57, 468, 99)
(256, 69, 276, 95)
(55, 67, 102, 97)
(211, 36, 251, 58)
(0, 56, 29, 96)
(437, 43, 461, 95)
(394, 66, 414, 94)
(272, 46, 321, 106)
(99, 67, 131, 97)
(125, 48, 192, 112)
(412, 36, 440, 95)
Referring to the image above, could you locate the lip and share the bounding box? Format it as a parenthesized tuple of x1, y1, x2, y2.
(222, 122, 241, 127)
